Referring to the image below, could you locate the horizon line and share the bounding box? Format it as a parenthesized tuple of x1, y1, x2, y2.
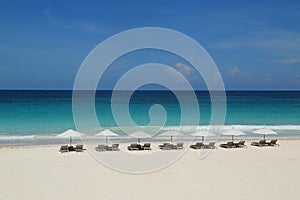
(1, 89, 300, 92)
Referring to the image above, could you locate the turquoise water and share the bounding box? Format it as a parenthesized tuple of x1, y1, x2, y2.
(0, 90, 300, 140)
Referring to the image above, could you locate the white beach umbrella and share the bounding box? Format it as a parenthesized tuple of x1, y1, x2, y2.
(253, 127, 277, 140)
(221, 128, 246, 142)
(95, 129, 119, 145)
(191, 130, 215, 142)
(55, 129, 84, 145)
(129, 131, 151, 144)
(160, 130, 183, 143)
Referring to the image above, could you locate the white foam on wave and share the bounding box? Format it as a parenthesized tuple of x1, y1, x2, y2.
(162, 125, 300, 132)
(0, 135, 55, 141)
(0, 135, 37, 140)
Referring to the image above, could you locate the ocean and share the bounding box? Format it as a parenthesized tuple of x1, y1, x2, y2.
(0, 90, 300, 143)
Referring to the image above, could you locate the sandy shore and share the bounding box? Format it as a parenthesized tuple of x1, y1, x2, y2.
(0, 139, 299, 200)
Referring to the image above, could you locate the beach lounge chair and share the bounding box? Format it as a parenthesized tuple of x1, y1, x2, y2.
(190, 142, 203, 149)
(95, 144, 106, 151)
(105, 146, 112, 151)
(173, 142, 184, 149)
(74, 144, 84, 152)
(235, 141, 246, 148)
(160, 143, 172, 150)
(266, 139, 279, 147)
(59, 145, 69, 153)
(220, 141, 234, 148)
(128, 143, 139, 151)
(106, 144, 120, 151)
(68, 145, 75, 151)
(143, 143, 151, 150)
(159, 143, 170, 149)
(251, 140, 267, 147)
(111, 144, 119, 151)
(203, 142, 216, 149)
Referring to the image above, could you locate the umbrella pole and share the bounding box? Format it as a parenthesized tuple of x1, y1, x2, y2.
(171, 136, 173, 144)
(264, 134, 265, 140)
(202, 136, 204, 142)
(106, 136, 108, 146)
(138, 138, 140, 144)
(232, 135, 234, 142)
(70, 136, 72, 146)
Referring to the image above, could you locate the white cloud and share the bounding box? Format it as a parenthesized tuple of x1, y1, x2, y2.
(229, 67, 240, 75)
(275, 58, 300, 65)
(175, 62, 196, 78)
(210, 28, 300, 60)
(228, 67, 251, 80)
(43, 9, 105, 33)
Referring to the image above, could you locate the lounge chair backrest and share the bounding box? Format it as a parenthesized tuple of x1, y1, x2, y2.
(270, 139, 277, 144)
(209, 142, 215, 147)
(112, 144, 119, 148)
(227, 142, 234, 147)
(60, 145, 68, 150)
(238, 141, 245, 145)
(195, 142, 203, 146)
(131, 143, 138, 148)
(144, 143, 151, 147)
(98, 145, 106, 149)
(177, 142, 184, 147)
(259, 140, 266, 144)
(76, 144, 83, 149)
(165, 143, 171, 147)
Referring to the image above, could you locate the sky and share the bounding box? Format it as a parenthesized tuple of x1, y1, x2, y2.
(0, 0, 300, 90)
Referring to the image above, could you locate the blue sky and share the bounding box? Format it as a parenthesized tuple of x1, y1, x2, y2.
(0, 0, 300, 90)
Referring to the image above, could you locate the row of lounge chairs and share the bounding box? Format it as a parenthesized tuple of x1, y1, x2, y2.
(251, 139, 279, 147)
(219, 139, 279, 149)
(128, 143, 151, 151)
(60, 140, 279, 153)
(220, 141, 247, 148)
(190, 142, 216, 149)
(59, 144, 84, 153)
(95, 143, 185, 152)
(95, 144, 120, 151)
(159, 142, 184, 150)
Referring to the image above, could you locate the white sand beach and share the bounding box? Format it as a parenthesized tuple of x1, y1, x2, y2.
(0, 139, 299, 200)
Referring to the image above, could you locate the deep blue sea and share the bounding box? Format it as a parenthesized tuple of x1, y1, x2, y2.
(0, 90, 300, 142)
